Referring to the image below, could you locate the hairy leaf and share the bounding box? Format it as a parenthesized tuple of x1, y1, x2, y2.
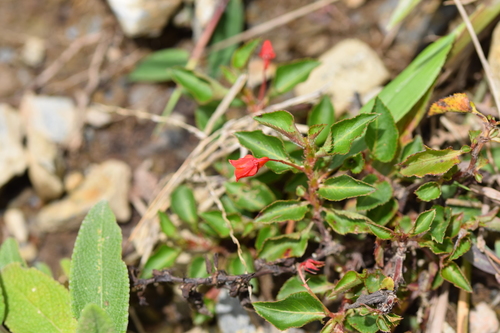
(255, 200, 309, 223)
(254, 110, 305, 146)
(319, 175, 375, 201)
(76, 303, 115, 333)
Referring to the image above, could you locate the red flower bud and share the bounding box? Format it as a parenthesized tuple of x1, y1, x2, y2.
(258, 40, 276, 70)
(299, 259, 325, 274)
(229, 154, 270, 181)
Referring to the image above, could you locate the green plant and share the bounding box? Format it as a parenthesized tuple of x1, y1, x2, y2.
(0, 202, 129, 332)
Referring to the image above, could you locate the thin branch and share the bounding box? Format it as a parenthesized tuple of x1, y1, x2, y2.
(260, 84, 331, 114)
(453, 0, 500, 117)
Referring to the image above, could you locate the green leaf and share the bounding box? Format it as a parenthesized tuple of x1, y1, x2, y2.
(141, 245, 180, 278)
(360, 33, 455, 122)
(386, 0, 422, 29)
(346, 310, 379, 333)
(325, 210, 372, 235)
(365, 97, 399, 163)
(171, 185, 198, 228)
(356, 180, 393, 211)
(208, 0, 244, 77)
(400, 135, 424, 162)
(225, 181, 275, 212)
(227, 249, 255, 275)
(450, 237, 471, 261)
(307, 96, 335, 145)
(158, 211, 178, 239)
(200, 211, 243, 237)
(367, 223, 393, 240)
(419, 236, 454, 255)
(60, 258, 71, 278)
(253, 292, 327, 330)
(69, 202, 129, 333)
(376, 315, 392, 332)
(0, 238, 26, 269)
(171, 68, 214, 103)
(364, 270, 391, 293)
(195, 104, 225, 131)
(255, 225, 278, 251)
(76, 303, 115, 333)
(34, 262, 53, 277)
(255, 200, 309, 223)
(415, 182, 442, 201)
(128, 48, 189, 82)
(3, 263, 77, 333)
(399, 147, 463, 177)
(412, 209, 436, 235)
(334, 271, 364, 293)
(272, 59, 321, 95)
(188, 256, 209, 278)
(366, 199, 398, 226)
(258, 232, 308, 261)
(234, 130, 295, 173)
(318, 175, 375, 201)
(429, 206, 451, 243)
(254, 110, 305, 146)
(341, 152, 365, 174)
(319, 114, 379, 156)
(232, 39, 261, 69)
(277, 275, 334, 300)
(441, 261, 472, 292)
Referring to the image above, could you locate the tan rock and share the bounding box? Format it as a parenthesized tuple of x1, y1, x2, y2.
(4, 208, 28, 243)
(36, 160, 132, 232)
(488, 22, 500, 100)
(64, 171, 84, 193)
(0, 104, 27, 188)
(470, 302, 499, 333)
(21, 36, 46, 67)
(295, 39, 389, 115)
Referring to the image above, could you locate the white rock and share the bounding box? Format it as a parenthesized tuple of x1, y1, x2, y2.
(107, 0, 183, 37)
(85, 106, 112, 128)
(193, 0, 217, 39)
(470, 302, 499, 333)
(295, 39, 389, 115)
(20, 93, 77, 146)
(36, 160, 132, 232)
(0, 104, 27, 188)
(4, 208, 28, 243)
(21, 36, 46, 67)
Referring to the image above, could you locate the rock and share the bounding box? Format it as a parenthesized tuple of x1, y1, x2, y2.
(4, 208, 28, 243)
(489, 22, 500, 100)
(216, 289, 257, 333)
(20, 93, 78, 146)
(36, 160, 132, 232)
(107, 0, 183, 37)
(295, 39, 389, 115)
(21, 36, 46, 68)
(469, 302, 499, 333)
(19, 243, 37, 263)
(85, 106, 112, 128)
(26, 130, 64, 201)
(64, 171, 84, 193)
(0, 104, 27, 188)
(193, 0, 217, 39)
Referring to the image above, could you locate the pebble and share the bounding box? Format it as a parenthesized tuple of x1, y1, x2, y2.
(469, 302, 499, 333)
(0, 104, 27, 188)
(85, 106, 112, 128)
(295, 39, 389, 115)
(4, 208, 28, 243)
(193, 0, 217, 39)
(216, 289, 257, 333)
(106, 0, 182, 37)
(64, 171, 84, 193)
(21, 36, 46, 68)
(36, 159, 132, 232)
(19, 243, 37, 263)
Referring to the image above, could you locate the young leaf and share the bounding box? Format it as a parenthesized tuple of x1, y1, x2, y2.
(253, 292, 327, 330)
(3, 263, 77, 332)
(346, 310, 379, 333)
(272, 59, 321, 95)
(365, 97, 399, 162)
(419, 236, 454, 255)
(412, 209, 436, 235)
(255, 200, 309, 223)
(225, 181, 275, 212)
(307, 96, 335, 145)
(171, 68, 214, 103)
(69, 202, 129, 333)
(440, 261, 472, 292)
(319, 114, 379, 156)
(367, 223, 393, 240)
(356, 180, 393, 211)
(450, 237, 472, 261)
(254, 110, 306, 146)
(399, 147, 463, 177)
(277, 275, 334, 300)
(158, 211, 178, 239)
(232, 39, 261, 69)
(141, 245, 180, 278)
(308, 124, 327, 143)
(341, 152, 365, 174)
(360, 33, 455, 122)
(258, 232, 308, 261)
(415, 182, 442, 201)
(334, 270, 364, 293)
(171, 185, 198, 229)
(325, 210, 372, 235)
(234, 130, 295, 173)
(0, 237, 26, 269)
(429, 206, 451, 244)
(128, 48, 189, 82)
(76, 303, 115, 333)
(318, 175, 375, 201)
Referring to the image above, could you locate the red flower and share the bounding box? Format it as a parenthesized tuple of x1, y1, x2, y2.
(299, 259, 325, 274)
(229, 155, 270, 181)
(259, 40, 276, 70)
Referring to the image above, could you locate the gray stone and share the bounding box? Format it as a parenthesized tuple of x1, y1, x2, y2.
(0, 104, 27, 188)
(295, 39, 389, 115)
(470, 302, 499, 333)
(216, 289, 257, 333)
(36, 160, 132, 232)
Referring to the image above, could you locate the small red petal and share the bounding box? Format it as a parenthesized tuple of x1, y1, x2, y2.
(259, 40, 276, 61)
